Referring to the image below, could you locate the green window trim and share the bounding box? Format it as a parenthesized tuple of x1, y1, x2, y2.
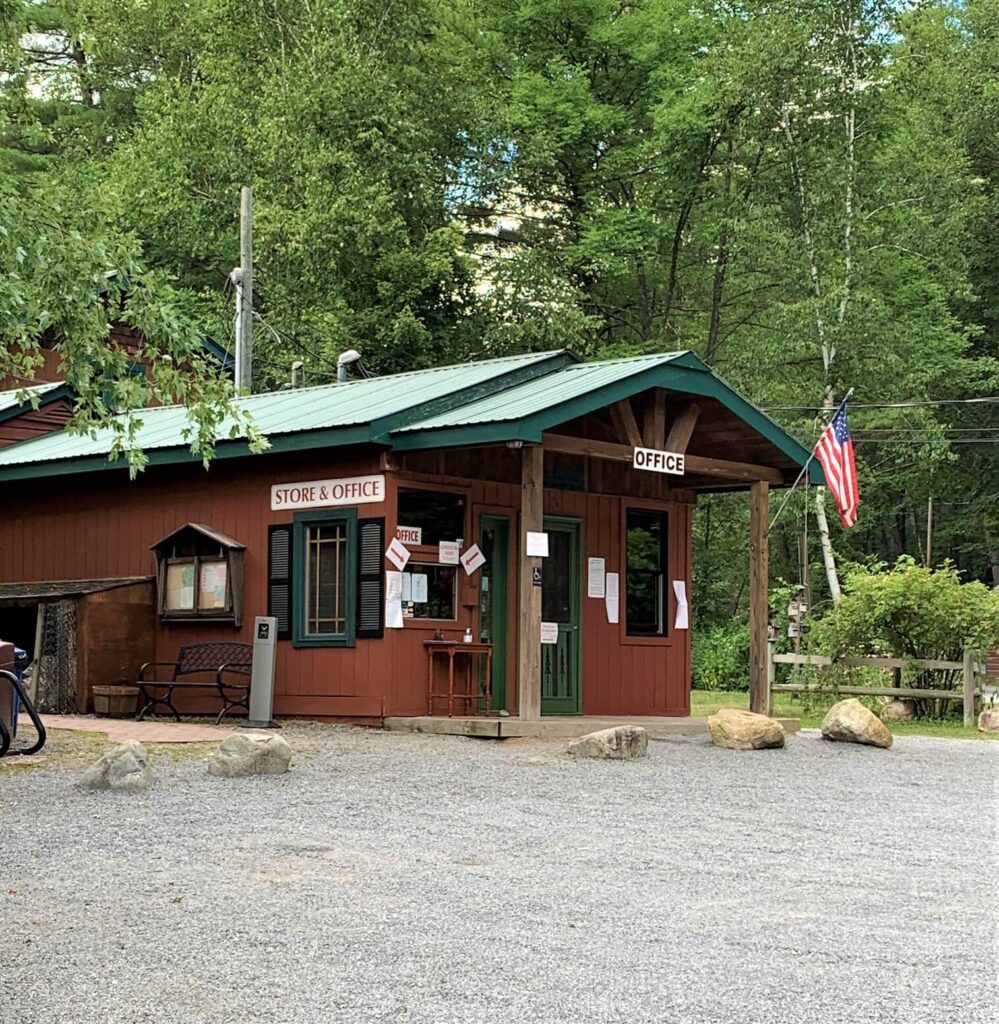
(292, 508, 358, 648)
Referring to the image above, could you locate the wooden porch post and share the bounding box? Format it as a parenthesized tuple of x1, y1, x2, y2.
(749, 480, 770, 715)
(518, 444, 543, 720)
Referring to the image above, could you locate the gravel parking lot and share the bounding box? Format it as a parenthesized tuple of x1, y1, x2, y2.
(1, 726, 996, 1024)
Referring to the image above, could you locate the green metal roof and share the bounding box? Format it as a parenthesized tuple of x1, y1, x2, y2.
(0, 348, 824, 487)
(0, 351, 572, 474)
(393, 351, 824, 484)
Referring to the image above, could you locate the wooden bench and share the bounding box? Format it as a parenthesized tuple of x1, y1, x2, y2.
(136, 642, 253, 724)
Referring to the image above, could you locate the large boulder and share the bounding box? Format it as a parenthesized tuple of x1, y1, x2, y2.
(880, 699, 917, 723)
(567, 725, 648, 760)
(79, 740, 152, 793)
(707, 708, 785, 750)
(207, 733, 293, 777)
(821, 698, 893, 749)
(978, 709, 999, 733)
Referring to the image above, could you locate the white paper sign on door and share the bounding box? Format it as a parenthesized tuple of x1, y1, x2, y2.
(673, 580, 689, 629)
(385, 570, 404, 628)
(540, 621, 559, 645)
(439, 540, 461, 565)
(460, 543, 486, 575)
(526, 531, 549, 557)
(386, 537, 410, 571)
(587, 557, 606, 598)
(605, 572, 620, 624)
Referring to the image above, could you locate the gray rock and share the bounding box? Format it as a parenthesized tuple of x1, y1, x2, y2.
(708, 708, 785, 750)
(822, 698, 893, 749)
(79, 740, 152, 793)
(567, 725, 648, 760)
(977, 708, 999, 733)
(207, 733, 293, 777)
(880, 699, 917, 722)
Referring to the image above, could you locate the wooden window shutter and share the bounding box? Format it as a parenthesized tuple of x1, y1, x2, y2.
(356, 517, 384, 639)
(268, 524, 293, 639)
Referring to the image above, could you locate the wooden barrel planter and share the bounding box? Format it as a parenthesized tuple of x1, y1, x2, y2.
(92, 685, 140, 718)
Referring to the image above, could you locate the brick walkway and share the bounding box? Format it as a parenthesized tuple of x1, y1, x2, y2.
(31, 714, 235, 744)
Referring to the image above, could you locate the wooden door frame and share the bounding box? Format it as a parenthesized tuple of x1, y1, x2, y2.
(541, 515, 582, 715)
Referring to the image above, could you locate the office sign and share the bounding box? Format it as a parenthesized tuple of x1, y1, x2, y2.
(271, 474, 385, 511)
(632, 447, 685, 476)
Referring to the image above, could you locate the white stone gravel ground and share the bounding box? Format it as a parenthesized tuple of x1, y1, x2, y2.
(1, 726, 996, 1024)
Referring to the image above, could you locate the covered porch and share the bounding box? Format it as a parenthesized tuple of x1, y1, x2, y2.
(385, 351, 822, 724)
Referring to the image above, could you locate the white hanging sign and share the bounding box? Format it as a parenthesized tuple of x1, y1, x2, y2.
(460, 543, 486, 575)
(439, 541, 461, 565)
(540, 622, 559, 645)
(271, 474, 385, 510)
(673, 580, 689, 630)
(396, 526, 422, 545)
(587, 557, 606, 598)
(604, 572, 620, 624)
(385, 537, 410, 571)
(385, 571, 404, 629)
(632, 447, 685, 476)
(526, 532, 549, 557)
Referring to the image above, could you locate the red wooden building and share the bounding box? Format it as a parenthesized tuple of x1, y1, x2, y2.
(0, 349, 823, 730)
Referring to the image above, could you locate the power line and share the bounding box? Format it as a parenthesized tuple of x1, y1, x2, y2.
(766, 396, 998, 411)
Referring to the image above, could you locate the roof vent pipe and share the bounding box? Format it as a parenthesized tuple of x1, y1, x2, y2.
(337, 349, 361, 383)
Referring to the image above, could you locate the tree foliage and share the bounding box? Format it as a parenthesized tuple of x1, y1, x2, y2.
(0, 0, 995, 593)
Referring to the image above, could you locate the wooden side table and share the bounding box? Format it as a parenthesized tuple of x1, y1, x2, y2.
(424, 641, 493, 718)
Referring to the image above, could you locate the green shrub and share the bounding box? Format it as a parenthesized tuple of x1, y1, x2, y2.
(811, 557, 999, 661)
(692, 624, 748, 691)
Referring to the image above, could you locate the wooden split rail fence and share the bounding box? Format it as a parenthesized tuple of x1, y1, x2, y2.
(766, 646, 986, 727)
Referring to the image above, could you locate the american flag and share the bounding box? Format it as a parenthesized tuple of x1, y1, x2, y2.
(814, 400, 860, 528)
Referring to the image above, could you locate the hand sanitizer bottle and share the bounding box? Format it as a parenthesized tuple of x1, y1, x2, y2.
(463, 627, 473, 644)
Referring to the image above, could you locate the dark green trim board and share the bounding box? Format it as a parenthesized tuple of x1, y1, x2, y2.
(291, 507, 358, 649)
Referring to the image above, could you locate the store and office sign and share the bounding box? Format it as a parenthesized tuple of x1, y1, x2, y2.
(271, 474, 385, 511)
(632, 447, 685, 475)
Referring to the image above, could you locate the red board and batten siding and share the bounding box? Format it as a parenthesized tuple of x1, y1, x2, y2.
(0, 447, 692, 719)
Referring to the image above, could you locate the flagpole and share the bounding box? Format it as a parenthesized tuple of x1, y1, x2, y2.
(767, 388, 853, 534)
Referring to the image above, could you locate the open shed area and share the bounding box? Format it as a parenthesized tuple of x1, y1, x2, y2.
(1, 727, 995, 1024)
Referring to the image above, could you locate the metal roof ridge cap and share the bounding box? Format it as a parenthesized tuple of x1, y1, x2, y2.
(374, 350, 576, 438)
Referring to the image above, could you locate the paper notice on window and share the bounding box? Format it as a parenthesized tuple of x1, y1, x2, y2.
(401, 572, 412, 602)
(540, 621, 559, 645)
(604, 572, 620, 624)
(673, 580, 689, 630)
(439, 541, 461, 565)
(198, 561, 228, 610)
(411, 573, 428, 604)
(385, 570, 404, 628)
(460, 543, 486, 575)
(386, 537, 410, 571)
(587, 557, 606, 598)
(526, 531, 549, 557)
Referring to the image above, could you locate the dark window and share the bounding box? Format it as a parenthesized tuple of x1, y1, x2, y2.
(397, 489, 465, 546)
(404, 564, 458, 620)
(541, 529, 573, 623)
(626, 509, 667, 636)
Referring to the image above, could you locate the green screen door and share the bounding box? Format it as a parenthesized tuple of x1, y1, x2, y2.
(541, 517, 582, 715)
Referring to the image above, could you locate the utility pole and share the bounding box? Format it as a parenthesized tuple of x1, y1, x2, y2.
(233, 186, 253, 394)
(925, 496, 934, 568)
